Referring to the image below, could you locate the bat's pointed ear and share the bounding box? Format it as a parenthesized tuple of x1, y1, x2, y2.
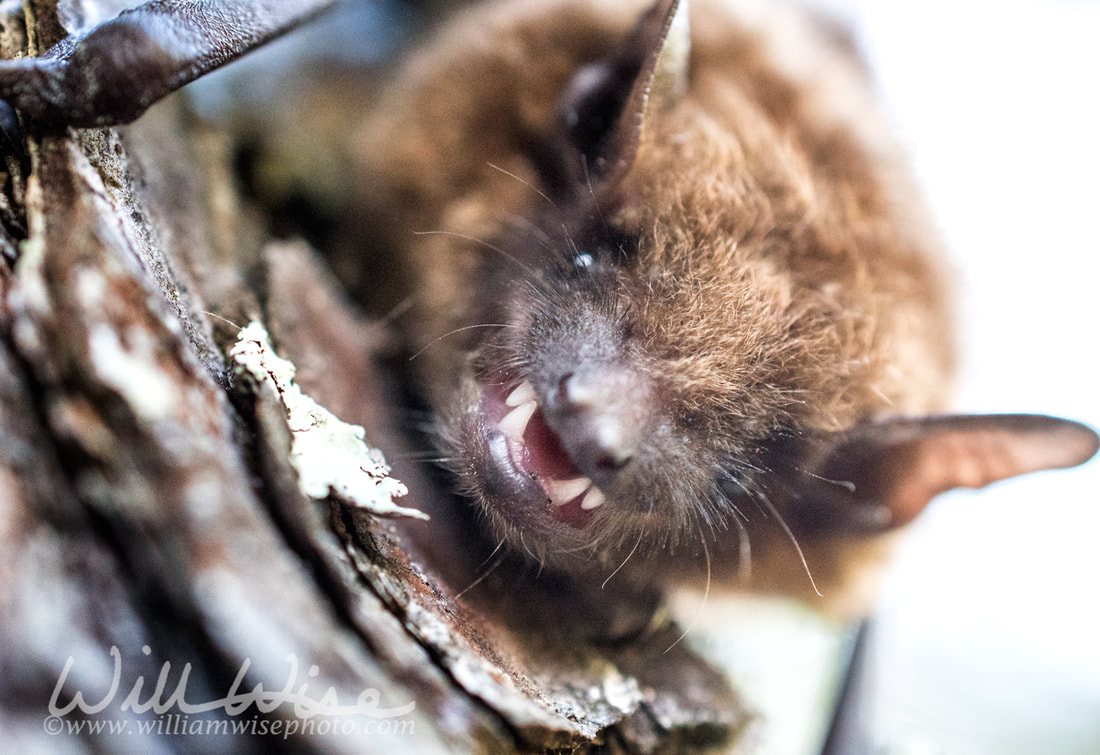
(787, 414, 1099, 534)
(554, 0, 689, 194)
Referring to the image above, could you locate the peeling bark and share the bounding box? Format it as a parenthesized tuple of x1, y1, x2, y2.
(0, 2, 754, 752)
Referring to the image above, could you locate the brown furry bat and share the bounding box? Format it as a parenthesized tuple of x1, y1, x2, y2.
(347, 0, 1097, 612)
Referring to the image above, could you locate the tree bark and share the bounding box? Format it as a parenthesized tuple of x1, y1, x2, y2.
(0, 2, 753, 752)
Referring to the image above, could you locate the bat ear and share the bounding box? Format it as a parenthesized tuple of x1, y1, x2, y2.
(787, 414, 1099, 534)
(554, 0, 689, 194)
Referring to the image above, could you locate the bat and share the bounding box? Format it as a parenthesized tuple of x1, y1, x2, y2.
(342, 0, 1098, 609)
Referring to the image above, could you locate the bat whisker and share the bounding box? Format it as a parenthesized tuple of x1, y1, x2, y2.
(487, 162, 560, 213)
(665, 539, 711, 654)
(454, 550, 505, 601)
(408, 323, 516, 362)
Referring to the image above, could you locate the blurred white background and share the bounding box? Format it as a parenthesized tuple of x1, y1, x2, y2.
(828, 1, 1100, 752)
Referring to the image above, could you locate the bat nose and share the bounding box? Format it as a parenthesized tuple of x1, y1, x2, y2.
(544, 367, 649, 484)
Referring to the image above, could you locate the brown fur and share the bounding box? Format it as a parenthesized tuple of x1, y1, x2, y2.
(344, 0, 1095, 613)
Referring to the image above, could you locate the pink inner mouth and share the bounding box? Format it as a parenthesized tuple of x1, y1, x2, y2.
(485, 379, 604, 527)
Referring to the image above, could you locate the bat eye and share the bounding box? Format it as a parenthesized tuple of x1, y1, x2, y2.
(564, 230, 638, 276)
(573, 252, 596, 269)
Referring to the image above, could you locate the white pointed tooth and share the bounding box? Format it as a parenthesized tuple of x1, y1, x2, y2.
(580, 486, 606, 511)
(505, 380, 537, 407)
(544, 476, 592, 506)
(498, 399, 537, 440)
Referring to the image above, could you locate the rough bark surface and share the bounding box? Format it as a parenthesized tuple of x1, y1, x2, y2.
(0, 2, 753, 752)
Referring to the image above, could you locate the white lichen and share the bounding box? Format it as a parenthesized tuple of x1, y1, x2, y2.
(230, 321, 426, 521)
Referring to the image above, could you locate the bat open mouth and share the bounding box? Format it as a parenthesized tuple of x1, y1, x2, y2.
(483, 378, 606, 528)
